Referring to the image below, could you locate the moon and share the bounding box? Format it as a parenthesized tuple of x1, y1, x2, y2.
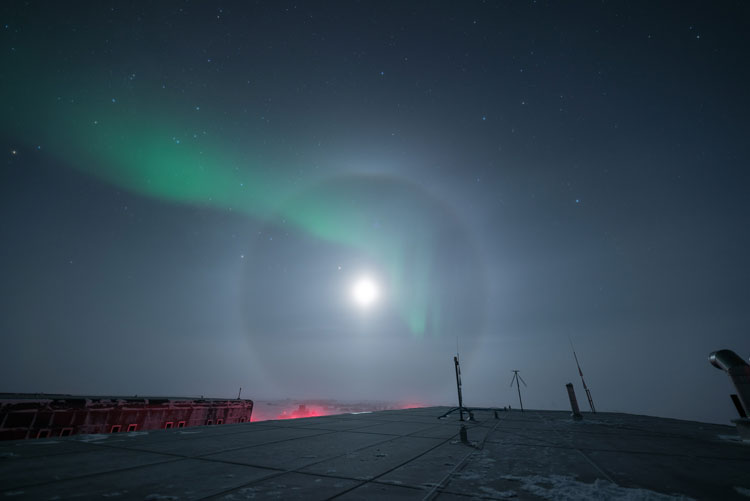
(352, 276, 379, 308)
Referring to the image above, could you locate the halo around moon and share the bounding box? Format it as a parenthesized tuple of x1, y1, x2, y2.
(238, 173, 489, 398)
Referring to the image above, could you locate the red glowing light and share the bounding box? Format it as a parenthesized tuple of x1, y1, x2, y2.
(275, 404, 328, 420)
(249, 400, 425, 422)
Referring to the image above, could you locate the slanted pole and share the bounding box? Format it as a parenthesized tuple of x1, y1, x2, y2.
(510, 370, 525, 412)
(454, 356, 464, 421)
(515, 374, 523, 412)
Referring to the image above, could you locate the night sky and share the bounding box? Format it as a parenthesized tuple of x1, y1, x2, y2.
(1, 1, 748, 425)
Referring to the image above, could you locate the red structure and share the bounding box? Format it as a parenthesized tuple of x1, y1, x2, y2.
(0, 393, 253, 441)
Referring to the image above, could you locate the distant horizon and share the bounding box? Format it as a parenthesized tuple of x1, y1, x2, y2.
(1, 390, 740, 426)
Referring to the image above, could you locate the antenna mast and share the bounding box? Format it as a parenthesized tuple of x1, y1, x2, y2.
(569, 337, 596, 413)
(438, 342, 475, 422)
(454, 349, 465, 421)
(510, 370, 526, 412)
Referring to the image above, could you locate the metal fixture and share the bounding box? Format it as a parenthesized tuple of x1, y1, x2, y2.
(709, 349, 750, 441)
(570, 337, 596, 413)
(510, 370, 526, 412)
(454, 355, 464, 421)
(566, 383, 583, 420)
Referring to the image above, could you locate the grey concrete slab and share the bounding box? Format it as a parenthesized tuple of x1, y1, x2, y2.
(293, 418, 393, 432)
(437, 442, 656, 500)
(368, 415, 452, 425)
(1, 406, 748, 500)
(301, 435, 446, 480)
(445, 442, 607, 486)
(2, 458, 273, 500)
(207, 472, 359, 500)
(0, 438, 100, 459)
(154, 422, 268, 437)
(484, 428, 564, 448)
(112, 426, 331, 456)
(337, 481, 425, 500)
(378, 440, 478, 490)
(352, 421, 445, 436)
(253, 416, 371, 428)
(74, 424, 273, 449)
(587, 447, 750, 500)
(433, 490, 541, 501)
(1, 447, 176, 490)
(564, 430, 750, 460)
(533, 417, 750, 462)
(205, 430, 394, 470)
(406, 424, 467, 440)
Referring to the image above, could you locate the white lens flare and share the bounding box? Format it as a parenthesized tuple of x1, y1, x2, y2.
(352, 277, 379, 307)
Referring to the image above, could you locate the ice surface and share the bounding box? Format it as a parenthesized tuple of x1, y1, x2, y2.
(75, 434, 109, 442)
(501, 474, 695, 501)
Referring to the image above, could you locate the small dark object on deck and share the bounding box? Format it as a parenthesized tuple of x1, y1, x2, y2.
(566, 383, 583, 420)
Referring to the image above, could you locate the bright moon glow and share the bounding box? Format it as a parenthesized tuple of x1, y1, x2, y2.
(352, 277, 379, 307)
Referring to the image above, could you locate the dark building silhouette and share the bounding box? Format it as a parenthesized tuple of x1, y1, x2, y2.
(0, 394, 253, 440)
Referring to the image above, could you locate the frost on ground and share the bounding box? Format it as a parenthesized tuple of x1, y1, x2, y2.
(457, 471, 484, 481)
(222, 487, 257, 499)
(75, 434, 109, 442)
(478, 485, 517, 498)
(500, 474, 694, 501)
(717, 434, 749, 444)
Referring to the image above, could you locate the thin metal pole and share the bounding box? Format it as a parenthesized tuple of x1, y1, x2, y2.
(515, 373, 524, 412)
(454, 356, 464, 421)
(511, 371, 524, 412)
(570, 337, 596, 413)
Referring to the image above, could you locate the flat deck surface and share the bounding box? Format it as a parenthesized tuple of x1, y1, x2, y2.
(1, 407, 748, 500)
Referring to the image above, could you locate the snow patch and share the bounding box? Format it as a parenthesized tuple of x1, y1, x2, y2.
(501, 474, 694, 500)
(479, 485, 517, 498)
(223, 487, 257, 499)
(457, 471, 484, 481)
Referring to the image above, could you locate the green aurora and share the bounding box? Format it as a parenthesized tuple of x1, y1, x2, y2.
(2, 63, 453, 337)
